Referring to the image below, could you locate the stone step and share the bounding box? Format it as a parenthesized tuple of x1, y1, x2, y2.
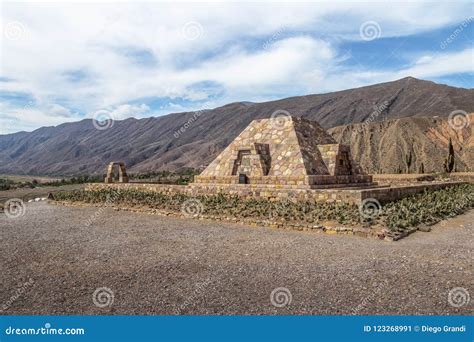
(309, 182, 382, 190)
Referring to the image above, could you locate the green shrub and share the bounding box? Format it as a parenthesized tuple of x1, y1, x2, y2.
(53, 184, 474, 231)
(0, 178, 13, 191)
(382, 184, 473, 230)
(53, 188, 361, 224)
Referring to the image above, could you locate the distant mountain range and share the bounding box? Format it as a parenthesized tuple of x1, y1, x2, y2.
(1, 77, 473, 175)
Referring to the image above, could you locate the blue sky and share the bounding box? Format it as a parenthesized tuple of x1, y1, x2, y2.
(0, 1, 473, 134)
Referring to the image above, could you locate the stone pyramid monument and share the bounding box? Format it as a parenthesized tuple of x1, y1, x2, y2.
(194, 116, 372, 189)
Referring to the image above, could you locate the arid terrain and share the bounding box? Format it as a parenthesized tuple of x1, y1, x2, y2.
(1, 77, 473, 175)
(1, 201, 472, 315)
(329, 114, 473, 174)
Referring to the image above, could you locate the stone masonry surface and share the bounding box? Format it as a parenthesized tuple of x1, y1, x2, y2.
(194, 117, 371, 187)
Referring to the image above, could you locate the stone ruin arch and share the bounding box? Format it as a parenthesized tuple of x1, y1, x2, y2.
(105, 161, 129, 183)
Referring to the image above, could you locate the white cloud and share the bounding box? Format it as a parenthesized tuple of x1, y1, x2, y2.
(49, 104, 76, 118)
(91, 103, 150, 121)
(0, 1, 472, 133)
(319, 48, 474, 91)
(396, 49, 474, 79)
(0, 102, 78, 134)
(416, 55, 434, 65)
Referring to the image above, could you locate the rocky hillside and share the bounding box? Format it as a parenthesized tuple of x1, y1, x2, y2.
(0, 77, 473, 175)
(328, 114, 473, 174)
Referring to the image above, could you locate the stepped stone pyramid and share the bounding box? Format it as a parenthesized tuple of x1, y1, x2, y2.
(193, 116, 373, 189)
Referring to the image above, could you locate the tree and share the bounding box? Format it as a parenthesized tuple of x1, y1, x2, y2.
(444, 138, 455, 173)
(405, 150, 412, 174)
(419, 162, 425, 174)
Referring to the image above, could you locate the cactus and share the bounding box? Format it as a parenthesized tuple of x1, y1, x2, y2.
(405, 150, 412, 174)
(443, 138, 455, 173)
(419, 162, 425, 174)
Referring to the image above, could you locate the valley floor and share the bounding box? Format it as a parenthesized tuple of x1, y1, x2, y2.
(0, 202, 472, 315)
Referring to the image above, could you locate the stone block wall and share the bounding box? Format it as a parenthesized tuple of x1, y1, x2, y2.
(87, 182, 364, 204)
(447, 172, 474, 183)
(372, 172, 474, 186)
(230, 143, 272, 178)
(317, 144, 339, 175)
(193, 174, 374, 188)
(87, 181, 465, 206)
(372, 173, 436, 185)
(360, 181, 466, 204)
(307, 174, 374, 188)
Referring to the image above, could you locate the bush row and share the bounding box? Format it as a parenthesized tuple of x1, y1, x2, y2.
(382, 184, 474, 229)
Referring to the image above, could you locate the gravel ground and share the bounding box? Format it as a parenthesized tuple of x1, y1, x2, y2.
(0, 202, 472, 315)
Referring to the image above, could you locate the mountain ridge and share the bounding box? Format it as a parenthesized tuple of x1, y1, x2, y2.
(1, 77, 473, 175)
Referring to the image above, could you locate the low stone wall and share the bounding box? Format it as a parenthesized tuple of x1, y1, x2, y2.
(86, 182, 363, 203)
(449, 172, 474, 183)
(194, 174, 374, 187)
(194, 175, 309, 186)
(307, 175, 373, 188)
(372, 172, 474, 185)
(86, 181, 466, 205)
(372, 173, 436, 185)
(360, 182, 466, 204)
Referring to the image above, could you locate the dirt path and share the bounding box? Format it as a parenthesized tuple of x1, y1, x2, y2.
(0, 202, 472, 315)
